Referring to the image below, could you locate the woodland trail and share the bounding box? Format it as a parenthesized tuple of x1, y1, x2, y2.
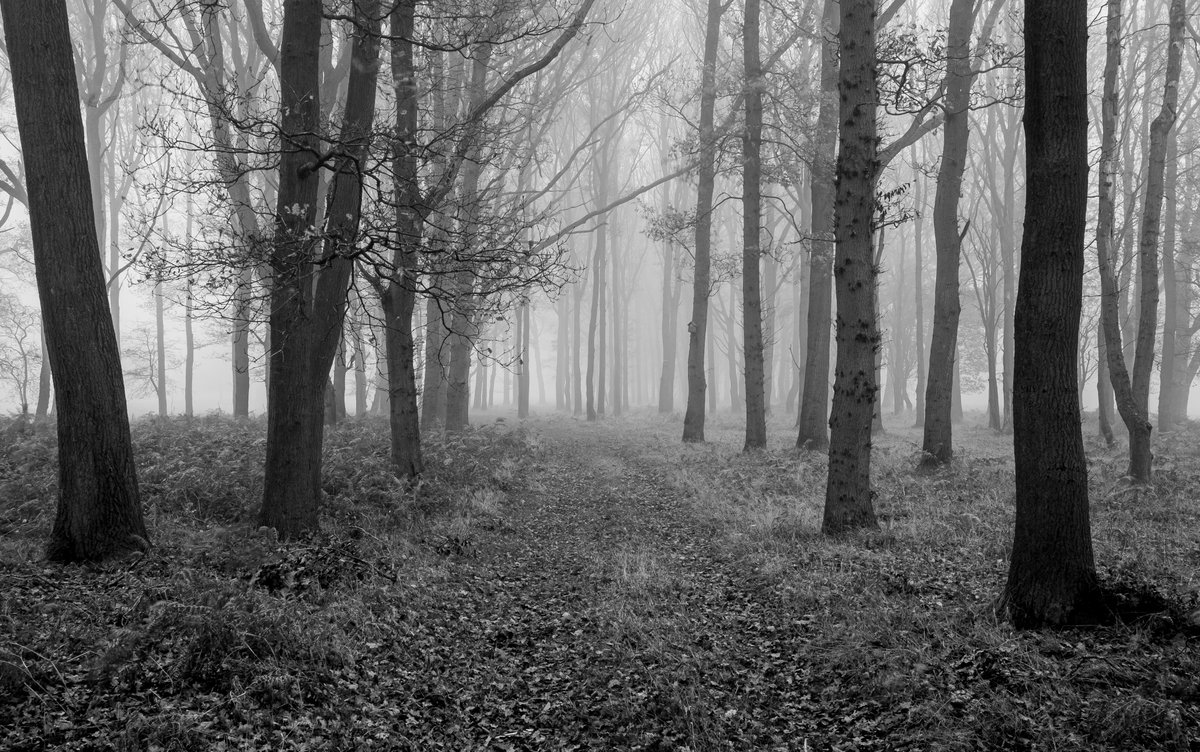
(380, 417, 827, 750)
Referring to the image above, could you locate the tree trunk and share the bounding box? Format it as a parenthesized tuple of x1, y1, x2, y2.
(682, 0, 723, 442)
(913, 163, 927, 428)
(261, 0, 380, 535)
(154, 278, 167, 416)
(1157, 125, 1180, 433)
(796, 0, 838, 450)
(823, 0, 879, 535)
(421, 297, 447, 428)
(1099, 0, 1181, 483)
(921, 0, 976, 467)
(1003, 0, 1099, 628)
(383, 27, 424, 479)
(3, 0, 148, 561)
(742, 0, 766, 450)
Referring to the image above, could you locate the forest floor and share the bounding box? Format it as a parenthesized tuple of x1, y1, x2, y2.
(1, 409, 1200, 750)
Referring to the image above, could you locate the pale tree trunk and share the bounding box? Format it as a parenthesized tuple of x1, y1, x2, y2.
(1157, 130, 1181, 432)
(184, 205, 195, 418)
(742, 0, 767, 450)
(421, 297, 447, 428)
(796, 0, 838, 450)
(921, 0, 976, 467)
(913, 161, 927, 428)
(518, 299, 531, 418)
(573, 272, 584, 415)
(682, 0, 723, 442)
(1003, 0, 1099, 628)
(611, 219, 622, 418)
(557, 293, 569, 410)
(823, 0, 879, 534)
(155, 278, 167, 416)
(4, 0, 148, 561)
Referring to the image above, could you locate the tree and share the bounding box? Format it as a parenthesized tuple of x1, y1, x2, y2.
(1, 0, 148, 561)
(0, 293, 40, 415)
(682, 0, 724, 443)
(1097, 0, 1182, 484)
(795, 0, 838, 451)
(742, 0, 767, 451)
(822, 0, 880, 534)
(259, 0, 381, 536)
(920, 0, 978, 466)
(1002, 0, 1099, 628)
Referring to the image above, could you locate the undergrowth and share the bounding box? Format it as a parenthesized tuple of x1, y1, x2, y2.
(0, 409, 1198, 750)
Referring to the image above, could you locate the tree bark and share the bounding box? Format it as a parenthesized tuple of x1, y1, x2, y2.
(385, 0, 423, 476)
(1003, 0, 1100, 629)
(742, 0, 767, 450)
(682, 0, 724, 442)
(823, 0, 880, 535)
(260, 0, 380, 535)
(1099, 0, 1181, 483)
(796, 0, 838, 450)
(921, 0, 976, 467)
(3, 0, 148, 561)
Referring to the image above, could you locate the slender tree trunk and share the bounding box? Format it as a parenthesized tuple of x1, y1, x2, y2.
(1003, 0, 1099, 628)
(573, 273, 584, 415)
(1157, 132, 1180, 433)
(518, 299, 531, 418)
(742, 0, 766, 450)
(921, 0, 976, 467)
(1099, 0, 1181, 483)
(682, 0, 723, 442)
(4, 0, 148, 561)
(913, 163, 927, 427)
(155, 278, 167, 416)
(796, 0, 838, 450)
(823, 0, 879, 534)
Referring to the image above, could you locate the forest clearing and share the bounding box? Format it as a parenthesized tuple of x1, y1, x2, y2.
(2, 412, 1198, 751)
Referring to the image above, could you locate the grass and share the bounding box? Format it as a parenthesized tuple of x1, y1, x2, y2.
(1, 408, 1198, 750)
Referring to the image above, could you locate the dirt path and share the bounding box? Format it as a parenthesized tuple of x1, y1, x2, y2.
(376, 419, 825, 751)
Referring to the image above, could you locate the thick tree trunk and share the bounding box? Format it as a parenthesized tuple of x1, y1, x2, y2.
(921, 0, 975, 467)
(682, 0, 723, 442)
(796, 0, 838, 450)
(823, 0, 879, 535)
(4, 0, 148, 561)
(742, 0, 766, 450)
(261, 0, 380, 535)
(1003, 0, 1099, 629)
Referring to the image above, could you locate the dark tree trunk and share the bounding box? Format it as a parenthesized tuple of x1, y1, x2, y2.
(796, 0, 838, 451)
(3, 0, 148, 561)
(261, 0, 380, 536)
(1003, 0, 1100, 629)
(682, 0, 723, 442)
(921, 0, 975, 467)
(386, 0, 423, 477)
(742, 0, 767, 450)
(823, 0, 880, 535)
